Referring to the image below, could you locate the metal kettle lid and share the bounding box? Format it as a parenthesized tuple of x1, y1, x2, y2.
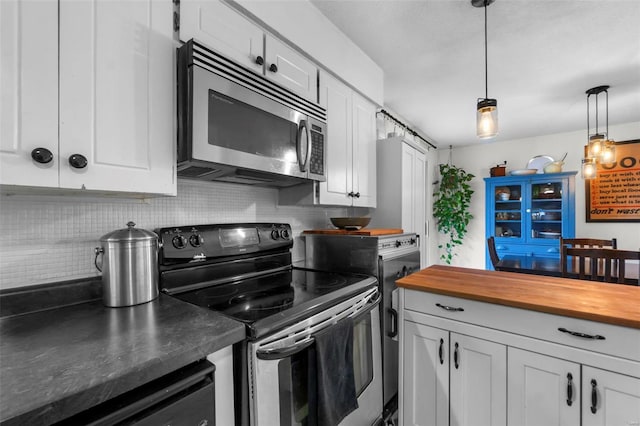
(100, 221, 157, 242)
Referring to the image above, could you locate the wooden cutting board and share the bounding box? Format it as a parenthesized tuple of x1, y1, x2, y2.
(303, 228, 403, 236)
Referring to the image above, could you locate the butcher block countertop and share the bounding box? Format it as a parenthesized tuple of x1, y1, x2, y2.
(0, 291, 245, 425)
(397, 265, 640, 329)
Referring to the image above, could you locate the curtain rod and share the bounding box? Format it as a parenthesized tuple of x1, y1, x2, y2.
(378, 109, 438, 150)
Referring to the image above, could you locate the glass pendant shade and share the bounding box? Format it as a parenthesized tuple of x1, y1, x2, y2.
(477, 98, 498, 139)
(581, 158, 597, 179)
(600, 140, 616, 164)
(587, 133, 606, 158)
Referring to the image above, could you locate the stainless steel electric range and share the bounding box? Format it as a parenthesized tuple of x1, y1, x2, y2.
(156, 223, 383, 426)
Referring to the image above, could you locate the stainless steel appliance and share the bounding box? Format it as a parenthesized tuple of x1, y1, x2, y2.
(156, 223, 383, 426)
(177, 40, 327, 187)
(303, 233, 420, 425)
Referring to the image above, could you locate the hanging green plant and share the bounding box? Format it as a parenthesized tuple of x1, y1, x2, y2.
(433, 163, 475, 264)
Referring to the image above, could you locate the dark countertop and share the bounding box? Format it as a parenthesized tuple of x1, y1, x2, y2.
(0, 293, 245, 425)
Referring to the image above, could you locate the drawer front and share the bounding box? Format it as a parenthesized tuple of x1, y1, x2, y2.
(402, 289, 640, 362)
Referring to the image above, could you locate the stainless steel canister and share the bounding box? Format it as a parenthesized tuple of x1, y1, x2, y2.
(94, 221, 159, 307)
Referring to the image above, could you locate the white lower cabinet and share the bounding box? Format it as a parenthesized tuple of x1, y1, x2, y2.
(508, 348, 580, 426)
(582, 366, 640, 426)
(400, 288, 640, 426)
(402, 321, 506, 426)
(402, 321, 449, 426)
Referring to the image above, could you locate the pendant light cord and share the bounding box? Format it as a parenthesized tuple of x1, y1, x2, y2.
(484, 0, 488, 100)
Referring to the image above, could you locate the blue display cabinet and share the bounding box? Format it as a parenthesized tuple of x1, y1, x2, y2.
(484, 171, 577, 270)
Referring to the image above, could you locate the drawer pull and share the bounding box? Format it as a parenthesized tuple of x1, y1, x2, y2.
(436, 303, 464, 312)
(566, 373, 573, 406)
(558, 327, 605, 340)
(590, 379, 598, 414)
(438, 338, 444, 365)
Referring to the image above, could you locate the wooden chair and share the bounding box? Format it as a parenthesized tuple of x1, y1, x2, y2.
(487, 237, 502, 270)
(559, 237, 617, 249)
(561, 246, 640, 285)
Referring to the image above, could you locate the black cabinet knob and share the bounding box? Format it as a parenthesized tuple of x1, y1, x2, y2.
(355, 192, 361, 198)
(255, 56, 264, 65)
(269, 63, 278, 73)
(68, 154, 88, 169)
(31, 148, 53, 164)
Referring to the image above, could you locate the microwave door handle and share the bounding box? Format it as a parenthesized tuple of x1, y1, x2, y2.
(296, 120, 310, 172)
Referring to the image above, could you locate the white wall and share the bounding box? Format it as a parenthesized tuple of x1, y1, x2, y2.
(432, 121, 640, 269)
(0, 179, 347, 290)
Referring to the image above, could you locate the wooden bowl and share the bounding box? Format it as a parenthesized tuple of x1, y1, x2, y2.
(330, 217, 371, 230)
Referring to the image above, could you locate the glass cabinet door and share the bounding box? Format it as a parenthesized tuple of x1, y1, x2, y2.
(528, 181, 563, 242)
(493, 184, 524, 241)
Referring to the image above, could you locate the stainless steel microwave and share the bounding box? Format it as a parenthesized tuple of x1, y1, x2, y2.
(177, 40, 327, 187)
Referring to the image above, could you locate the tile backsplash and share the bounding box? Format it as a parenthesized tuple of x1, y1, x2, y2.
(0, 179, 349, 290)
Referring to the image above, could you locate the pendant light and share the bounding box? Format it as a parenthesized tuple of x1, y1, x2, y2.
(473, 0, 498, 139)
(582, 85, 615, 179)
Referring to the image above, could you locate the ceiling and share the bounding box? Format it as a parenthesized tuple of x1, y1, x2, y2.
(309, 0, 640, 147)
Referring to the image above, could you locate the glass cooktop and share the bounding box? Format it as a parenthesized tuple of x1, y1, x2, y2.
(171, 268, 376, 338)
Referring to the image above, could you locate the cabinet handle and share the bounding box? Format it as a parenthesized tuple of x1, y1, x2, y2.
(453, 342, 459, 369)
(590, 379, 598, 414)
(436, 303, 464, 312)
(269, 63, 278, 73)
(438, 338, 444, 365)
(387, 307, 398, 338)
(347, 191, 354, 197)
(566, 373, 573, 406)
(68, 154, 88, 169)
(31, 147, 54, 164)
(558, 327, 605, 340)
(255, 55, 264, 65)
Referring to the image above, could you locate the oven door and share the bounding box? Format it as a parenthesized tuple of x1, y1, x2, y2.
(248, 288, 382, 426)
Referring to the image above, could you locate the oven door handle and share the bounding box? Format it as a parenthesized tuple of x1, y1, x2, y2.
(256, 337, 315, 361)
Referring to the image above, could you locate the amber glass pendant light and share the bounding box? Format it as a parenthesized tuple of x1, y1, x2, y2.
(583, 85, 616, 179)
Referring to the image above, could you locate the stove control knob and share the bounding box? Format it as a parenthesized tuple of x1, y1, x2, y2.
(189, 234, 203, 247)
(410, 238, 417, 245)
(172, 235, 187, 249)
(280, 229, 290, 240)
(271, 230, 280, 240)
(395, 240, 402, 248)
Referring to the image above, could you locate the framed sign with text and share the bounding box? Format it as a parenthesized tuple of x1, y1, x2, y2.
(586, 139, 640, 222)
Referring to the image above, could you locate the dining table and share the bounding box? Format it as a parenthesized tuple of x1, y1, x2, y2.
(496, 254, 639, 284)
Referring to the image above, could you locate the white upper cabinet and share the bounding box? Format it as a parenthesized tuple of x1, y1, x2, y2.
(1, 0, 59, 187)
(59, 0, 175, 195)
(1, 0, 176, 196)
(179, 0, 318, 102)
(318, 70, 376, 207)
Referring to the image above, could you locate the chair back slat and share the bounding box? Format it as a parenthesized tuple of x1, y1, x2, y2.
(487, 237, 501, 270)
(561, 246, 639, 285)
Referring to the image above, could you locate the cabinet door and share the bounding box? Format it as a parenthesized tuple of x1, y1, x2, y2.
(582, 366, 640, 426)
(449, 333, 507, 426)
(59, 0, 176, 195)
(402, 321, 449, 426)
(527, 177, 571, 252)
(508, 348, 580, 426)
(0, 0, 58, 187)
(179, 0, 263, 74)
(318, 71, 352, 205)
(351, 91, 376, 207)
(265, 35, 317, 102)
(402, 144, 427, 267)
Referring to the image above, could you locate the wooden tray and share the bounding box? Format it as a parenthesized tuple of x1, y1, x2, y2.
(303, 228, 403, 236)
